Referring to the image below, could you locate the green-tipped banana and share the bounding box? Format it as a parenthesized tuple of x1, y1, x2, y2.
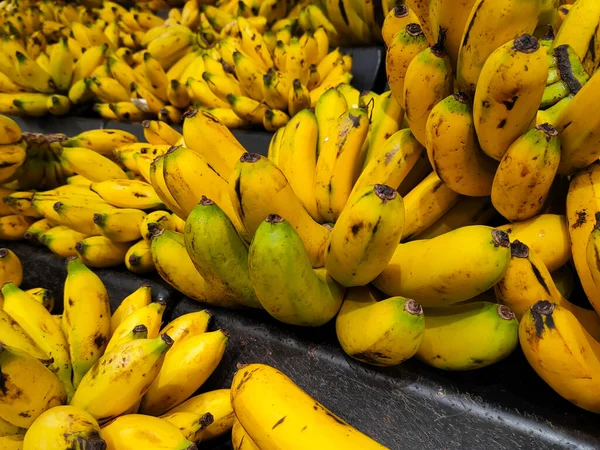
(184, 197, 261, 309)
(248, 215, 345, 326)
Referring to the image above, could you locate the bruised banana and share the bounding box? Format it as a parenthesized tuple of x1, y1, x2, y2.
(374, 226, 511, 306)
(248, 215, 344, 326)
(336, 286, 424, 366)
(497, 240, 600, 342)
(426, 92, 497, 197)
(184, 198, 260, 309)
(231, 364, 386, 449)
(325, 185, 404, 287)
(417, 302, 519, 370)
(229, 153, 330, 268)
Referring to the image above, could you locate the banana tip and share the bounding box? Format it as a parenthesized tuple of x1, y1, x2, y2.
(491, 229, 510, 248)
(497, 304, 515, 321)
(0, 248, 7, 259)
(531, 300, 554, 316)
(510, 240, 529, 258)
(404, 299, 423, 316)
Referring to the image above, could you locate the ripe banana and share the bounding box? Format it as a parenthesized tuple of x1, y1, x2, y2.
(110, 285, 152, 334)
(336, 286, 424, 366)
(417, 302, 519, 370)
(0, 248, 22, 287)
(93, 208, 147, 242)
(382, 5, 419, 48)
(63, 257, 111, 388)
(473, 34, 548, 161)
(362, 90, 404, 167)
(232, 418, 260, 450)
(106, 301, 166, 353)
(75, 235, 131, 268)
(248, 215, 344, 326)
(231, 364, 386, 449)
(374, 226, 511, 306)
(125, 240, 155, 274)
(159, 310, 211, 345)
(58, 146, 127, 182)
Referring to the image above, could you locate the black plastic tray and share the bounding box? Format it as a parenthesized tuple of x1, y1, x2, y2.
(4, 240, 600, 450)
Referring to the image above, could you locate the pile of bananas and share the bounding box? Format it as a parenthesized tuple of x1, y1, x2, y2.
(0, 261, 232, 449)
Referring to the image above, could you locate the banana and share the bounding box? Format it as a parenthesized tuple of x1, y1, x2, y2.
(403, 42, 453, 146)
(110, 102, 150, 121)
(1, 283, 74, 400)
(166, 79, 190, 109)
(336, 286, 424, 366)
(232, 50, 266, 102)
(14, 51, 55, 93)
(0, 344, 66, 428)
(315, 107, 369, 222)
(68, 78, 94, 104)
(70, 334, 173, 421)
(72, 44, 108, 84)
(23, 405, 106, 450)
(25, 287, 54, 312)
(40, 226, 88, 258)
(53, 202, 109, 236)
(4, 191, 40, 217)
(110, 285, 152, 333)
(238, 16, 273, 70)
(165, 389, 233, 441)
(159, 311, 211, 345)
(418, 302, 519, 370)
(62, 129, 138, 156)
(262, 108, 290, 131)
(491, 124, 560, 221)
(139, 330, 226, 416)
(261, 69, 289, 111)
(184, 198, 260, 309)
(100, 414, 195, 449)
(520, 301, 600, 413)
(363, 91, 404, 166)
(229, 153, 330, 267)
(91, 179, 162, 209)
(0, 116, 21, 145)
(382, 5, 419, 48)
(426, 92, 497, 196)
(227, 94, 268, 125)
(248, 215, 344, 325)
(401, 171, 460, 240)
(142, 52, 169, 102)
(142, 120, 182, 146)
(553, 0, 600, 73)
(150, 228, 229, 306)
(159, 106, 183, 125)
(160, 411, 214, 443)
(374, 226, 511, 306)
(0, 248, 21, 287)
(277, 109, 321, 221)
(47, 95, 71, 116)
(457, 0, 542, 93)
(93, 208, 146, 243)
(386, 23, 429, 106)
(106, 301, 166, 353)
(58, 146, 127, 182)
(287, 79, 310, 116)
(553, 70, 600, 175)
(62, 257, 111, 388)
(416, 196, 496, 239)
(473, 34, 548, 161)
(0, 418, 25, 450)
(231, 363, 386, 449)
(0, 306, 48, 360)
(497, 240, 600, 340)
(48, 36, 73, 92)
(182, 109, 246, 180)
(325, 184, 404, 287)
(140, 210, 176, 242)
(232, 418, 260, 450)
(0, 215, 36, 240)
(187, 78, 230, 109)
(75, 235, 131, 268)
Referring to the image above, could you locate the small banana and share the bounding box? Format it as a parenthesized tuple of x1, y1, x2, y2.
(110, 285, 152, 333)
(0, 248, 22, 287)
(75, 235, 132, 268)
(91, 179, 162, 209)
(106, 301, 166, 353)
(125, 240, 155, 274)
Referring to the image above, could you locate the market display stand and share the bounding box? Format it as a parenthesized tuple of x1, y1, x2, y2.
(6, 239, 600, 450)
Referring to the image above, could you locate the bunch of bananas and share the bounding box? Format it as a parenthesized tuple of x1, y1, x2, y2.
(0, 264, 231, 449)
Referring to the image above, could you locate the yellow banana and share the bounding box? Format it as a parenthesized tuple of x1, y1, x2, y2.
(142, 119, 182, 146)
(0, 344, 66, 428)
(22, 405, 106, 450)
(0, 248, 22, 287)
(401, 171, 460, 240)
(0, 116, 21, 145)
(39, 225, 88, 258)
(231, 364, 386, 449)
(70, 335, 173, 421)
(2, 283, 74, 400)
(232, 50, 266, 101)
(457, 0, 542, 93)
(0, 306, 48, 360)
(63, 257, 111, 388)
(336, 286, 424, 366)
(150, 228, 229, 306)
(48, 36, 73, 92)
(325, 184, 405, 287)
(473, 34, 548, 161)
(124, 241, 155, 273)
(109, 102, 150, 121)
(491, 124, 560, 221)
(363, 90, 404, 167)
(287, 79, 310, 116)
(262, 108, 290, 132)
(227, 93, 267, 125)
(159, 310, 211, 345)
(24, 287, 54, 312)
(58, 146, 127, 182)
(14, 51, 55, 93)
(248, 215, 344, 325)
(418, 302, 519, 370)
(72, 44, 108, 84)
(106, 301, 166, 353)
(426, 92, 498, 196)
(62, 129, 138, 156)
(93, 208, 146, 242)
(75, 235, 131, 268)
(140, 330, 227, 416)
(90, 179, 162, 209)
(232, 417, 260, 450)
(110, 285, 152, 333)
(374, 226, 511, 306)
(382, 5, 419, 48)
(386, 23, 429, 106)
(140, 210, 176, 242)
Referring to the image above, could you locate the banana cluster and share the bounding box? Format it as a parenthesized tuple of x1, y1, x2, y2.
(0, 265, 230, 449)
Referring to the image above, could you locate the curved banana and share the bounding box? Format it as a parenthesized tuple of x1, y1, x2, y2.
(374, 226, 511, 306)
(491, 123, 560, 221)
(231, 364, 386, 449)
(125, 240, 155, 274)
(0, 248, 22, 287)
(39, 226, 88, 258)
(382, 5, 420, 48)
(57, 146, 127, 182)
(336, 286, 424, 366)
(106, 301, 166, 353)
(426, 92, 497, 196)
(160, 311, 211, 345)
(326, 185, 404, 287)
(63, 257, 111, 388)
(93, 208, 146, 242)
(362, 90, 404, 167)
(417, 302, 519, 370)
(140, 210, 177, 242)
(232, 417, 260, 450)
(110, 285, 152, 334)
(140, 330, 228, 416)
(248, 215, 344, 326)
